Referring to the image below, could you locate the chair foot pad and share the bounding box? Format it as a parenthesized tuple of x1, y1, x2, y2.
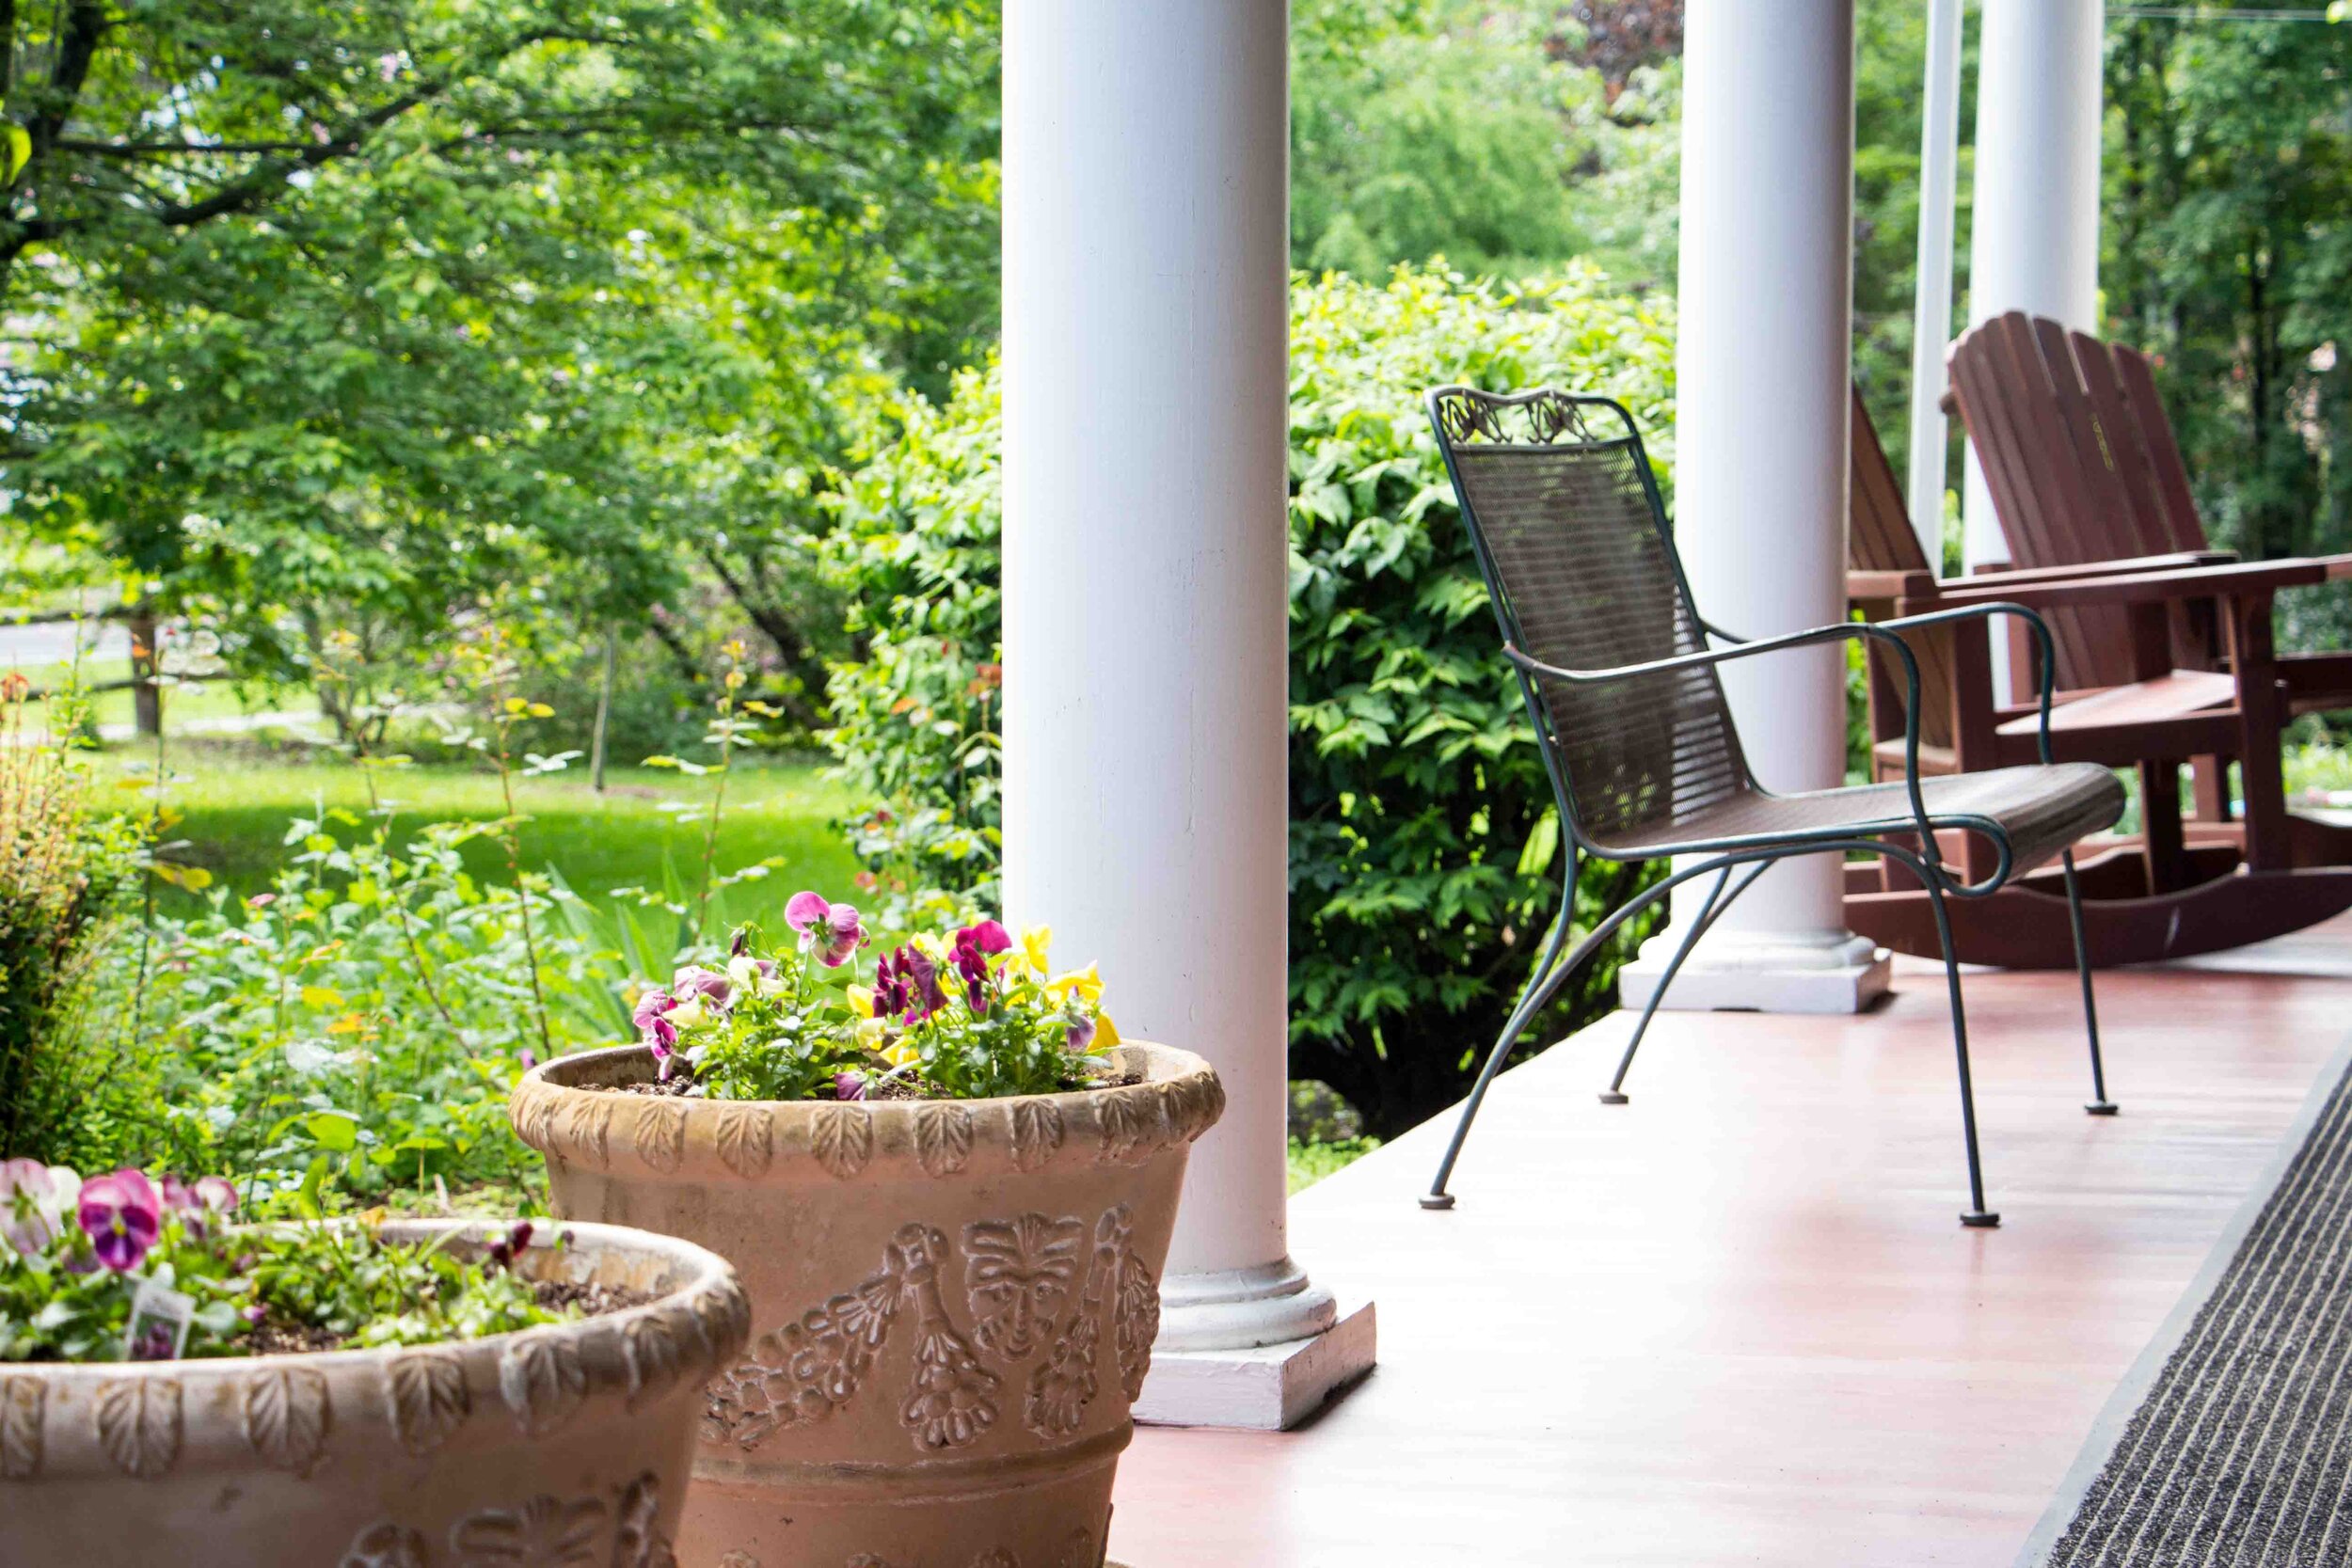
(2086, 1101, 2120, 1117)
(1597, 1091, 1630, 1105)
(1962, 1211, 2003, 1228)
(1419, 1193, 1457, 1211)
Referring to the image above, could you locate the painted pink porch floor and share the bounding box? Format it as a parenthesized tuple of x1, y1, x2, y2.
(1112, 918, 2352, 1567)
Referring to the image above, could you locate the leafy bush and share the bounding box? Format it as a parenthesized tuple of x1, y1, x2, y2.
(0, 685, 155, 1167)
(828, 265, 1677, 1137)
(119, 811, 612, 1197)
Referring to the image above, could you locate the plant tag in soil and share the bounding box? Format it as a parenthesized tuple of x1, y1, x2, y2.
(123, 1277, 196, 1362)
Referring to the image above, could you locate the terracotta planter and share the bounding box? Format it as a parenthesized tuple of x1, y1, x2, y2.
(0, 1218, 750, 1567)
(510, 1042, 1223, 1568)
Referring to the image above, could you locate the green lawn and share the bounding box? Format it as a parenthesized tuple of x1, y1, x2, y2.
(121, 748, 867, 914)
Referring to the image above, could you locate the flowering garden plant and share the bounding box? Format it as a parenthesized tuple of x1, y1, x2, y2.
(629, 890, 1120, 1102)
(0, 1158, 564, 1362)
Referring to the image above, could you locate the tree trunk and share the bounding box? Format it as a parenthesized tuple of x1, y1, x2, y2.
(126, 610, 162, 736)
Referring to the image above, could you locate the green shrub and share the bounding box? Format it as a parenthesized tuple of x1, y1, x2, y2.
(828, 265, 1676, 1137)
(0, 687, 157, 1167)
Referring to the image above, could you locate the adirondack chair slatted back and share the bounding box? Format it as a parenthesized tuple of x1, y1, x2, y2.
(1847, 388, 1956, 753)
(1428, 387, 1753, 852)
(1947, 311, 2151, 689)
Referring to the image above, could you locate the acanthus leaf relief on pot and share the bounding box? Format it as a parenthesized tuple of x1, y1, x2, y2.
(0, 1374, 43, 1480)
(1092, 1094, 1153, 1165)
(1008, 1099, 1064, 1173)
(714, 1104, 775, 1180)
(385, 1348, 471, 1456)
(914, 1102, 976, 1179)
(963, 1213, 1084, 1360)
(632, 1100, 689, 1176)
(894, 1224, 1000, 1449)
(94, 1374, 182, 1479)
(561, 1095, 615, 1168)
(241, 1363, 332, 1475)
(811, 1102, 874, 1180)
(623, 1311, 685, 1411)
(498, 1328, 588, 1437)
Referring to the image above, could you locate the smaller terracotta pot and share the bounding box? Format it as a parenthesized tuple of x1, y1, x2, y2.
(512, 1041, 1223, 1568)
(0, 1218, 751, 1567)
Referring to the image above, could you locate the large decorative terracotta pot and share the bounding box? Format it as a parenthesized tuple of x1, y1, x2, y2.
(510, 1041, 1223, 1568)
(0, 1217, 750, 1567)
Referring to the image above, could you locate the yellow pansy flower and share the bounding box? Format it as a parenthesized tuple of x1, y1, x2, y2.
(882, 1036, 922, 1069)
(1020, 924, 1053, 975)
(848, 985, 876, 1020)
(1094, 1012, 1120, 1049)
(1045, 961, 1103, 1004)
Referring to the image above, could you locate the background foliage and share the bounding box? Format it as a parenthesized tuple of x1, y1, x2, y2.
(828, 268, 1676, 1137)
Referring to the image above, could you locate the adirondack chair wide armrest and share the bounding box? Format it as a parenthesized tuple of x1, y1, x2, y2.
(1848, 568, 1937, 602)
(1925, 558, 2328, 613)
(1846, 553, 2233, 611)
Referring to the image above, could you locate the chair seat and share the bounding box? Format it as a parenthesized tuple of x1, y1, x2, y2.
(1593, 763, 2126, 877)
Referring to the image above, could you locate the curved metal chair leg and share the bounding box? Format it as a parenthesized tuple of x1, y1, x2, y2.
(1923, 873, 1999, 1228)
(1421, 904, 1574, 1212)
(1423, 864, 1679, 1210)
(1599, 863, 1764, 1104)
(2058, 849, 2117, 1116)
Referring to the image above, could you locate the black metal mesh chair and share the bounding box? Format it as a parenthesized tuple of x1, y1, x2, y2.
(1422, 387, 2127, 1227)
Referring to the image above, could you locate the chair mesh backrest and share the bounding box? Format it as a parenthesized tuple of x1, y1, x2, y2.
(1429, 388, 1752, 848)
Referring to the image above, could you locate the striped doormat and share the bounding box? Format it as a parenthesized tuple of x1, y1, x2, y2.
(2027, 1044, 2352, 1566)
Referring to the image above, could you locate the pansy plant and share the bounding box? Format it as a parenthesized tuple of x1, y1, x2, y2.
(634, 894, 1120, 1102)
(0, 1160, 569, 1363)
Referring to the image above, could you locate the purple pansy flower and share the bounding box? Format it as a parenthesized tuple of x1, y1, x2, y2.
(948, 922, 1009, 1015)
(1064, 1010, 1098, 1055)
(78, 1168, 163, 1273)
(834, 1070, 868, 1102)
(671, 964, 733, 1008)
(875, 945, 946, 1024)
(631, 987, 682, 1073)
(958, 920, 1012, 957)
(786, 891, 866, 968)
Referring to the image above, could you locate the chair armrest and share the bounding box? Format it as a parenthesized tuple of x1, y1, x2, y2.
(1502, 612, 2048, 895)
(1926, 557, 2326, 611)
(1851, 554, 2234, 610)
(1948, 551, 2234, 587)
(1848, 568, 1935, 602)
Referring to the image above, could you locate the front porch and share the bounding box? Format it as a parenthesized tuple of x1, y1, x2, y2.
(1115, 917, 2352, 1566)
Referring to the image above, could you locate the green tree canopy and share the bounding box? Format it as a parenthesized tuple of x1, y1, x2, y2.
(0, 0, 998, 706)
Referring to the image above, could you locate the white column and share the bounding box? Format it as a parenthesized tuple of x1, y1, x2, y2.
(1000, 0, 1373, 1432)
(1618, 0, 1887, 1016)
(1906, 0, 1965, 565)
(1962, 0, 2104, 572)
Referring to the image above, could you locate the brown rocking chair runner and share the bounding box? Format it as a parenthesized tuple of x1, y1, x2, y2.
(1420, 386, 2126, 1227)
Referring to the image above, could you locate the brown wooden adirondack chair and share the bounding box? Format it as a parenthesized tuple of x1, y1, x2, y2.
(1949, 310, 2352, 723)
(1840, 388, 2352, 967)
